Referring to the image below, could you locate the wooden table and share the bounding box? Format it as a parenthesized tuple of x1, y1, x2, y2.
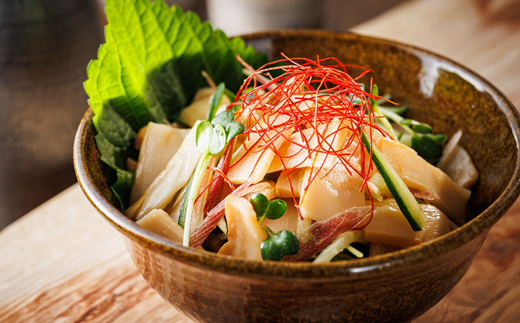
(2, 0, 520, 321)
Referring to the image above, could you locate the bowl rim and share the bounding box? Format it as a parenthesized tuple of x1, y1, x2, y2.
(74, 29, 520, 280)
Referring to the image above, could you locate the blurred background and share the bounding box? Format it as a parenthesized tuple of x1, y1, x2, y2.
(0, 0, 408, 230)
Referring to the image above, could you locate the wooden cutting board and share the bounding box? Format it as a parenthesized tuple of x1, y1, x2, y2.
(2, 0, 520, 321)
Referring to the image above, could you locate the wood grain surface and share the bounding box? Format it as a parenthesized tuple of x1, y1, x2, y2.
(1, 0, 520, 322)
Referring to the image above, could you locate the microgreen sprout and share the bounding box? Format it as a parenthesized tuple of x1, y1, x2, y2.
(249, 193, 287, 225)
(247, 193, 298, 261)
(182, 109, 245, 246)
(260, 226, 300, 261)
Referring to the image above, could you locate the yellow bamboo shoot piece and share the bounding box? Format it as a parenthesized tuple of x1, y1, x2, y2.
(299, 165, 365, 222)
(136, 209, 184, 243)
(276, 169, 305, 198)
(377, 137, 471, 225)
(263, 199, 299, 234)
(126, 123, 202, 220)
(437, 145, 478, 189)
(194, 87, 216, 101)
(215, 181, 276, 235)
(227, 125, 293, 185)
(437, 130, 462, 164)
(239, 114, 291, 151)
(267, 120, 348, 173)
(130, 123, 190, 204)
(363, 199, 457, 247)
(180, 87, 231, 127)
(244, 181, 277, 201)
(218, 196, 267, 260)
(297, 216, 313, 236)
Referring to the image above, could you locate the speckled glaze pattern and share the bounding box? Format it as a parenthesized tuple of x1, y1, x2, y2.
(73, 30, 520, 323)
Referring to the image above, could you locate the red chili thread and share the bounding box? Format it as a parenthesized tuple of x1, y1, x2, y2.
(230, 55, 396, 218)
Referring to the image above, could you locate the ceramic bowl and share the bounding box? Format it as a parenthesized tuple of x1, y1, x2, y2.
(73, 30, 520, 323)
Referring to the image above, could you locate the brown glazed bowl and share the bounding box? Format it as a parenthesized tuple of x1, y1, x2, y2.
(74, 30, 520, 323)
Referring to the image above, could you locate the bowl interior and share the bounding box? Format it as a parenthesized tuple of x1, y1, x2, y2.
(244, 31, 519, 222)
(75, 30, 520, 277)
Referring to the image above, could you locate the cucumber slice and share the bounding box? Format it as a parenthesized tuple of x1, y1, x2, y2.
(380, 106, 409, 116)
(362, 131, 425, 231)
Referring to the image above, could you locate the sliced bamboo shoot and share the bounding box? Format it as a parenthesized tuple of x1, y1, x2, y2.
(218, 196, 267, 260)
(297, 216, 313, 236)
(130, 123, 190, 204)
(240, 114, 291, 151)
(276, 169, 305, 198)
(244, 181, 277, 201)
(437, 130, 463, 164)
(263, 199, 299, 234)
(136, 209, 184, 243)
(194, 87, 216, 101)
(363, 200, 420, 247)
(267, 120, 348, 173)
(437, 145, 478, 189)
(180, 88, 231, 127)
(126, 124, 202, 220)
(417, 206, 458, 242)
(363, 199, 458, 247)
(125, 195, 144, 221)
(299, 165, 365, 222)
(377, 137, 470, 225)
(227, 126, 293, 184)
(216, 181, 277, 235)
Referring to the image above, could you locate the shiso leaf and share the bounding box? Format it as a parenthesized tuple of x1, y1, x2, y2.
(84, 0, 268, 210)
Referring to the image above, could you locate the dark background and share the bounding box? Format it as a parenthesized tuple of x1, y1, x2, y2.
(0, 0, 406, 230)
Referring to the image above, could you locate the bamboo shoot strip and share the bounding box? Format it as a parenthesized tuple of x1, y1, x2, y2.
(126, 123, 201, 220)
(285, 206, 372, 262)
(136, 209, 184, 243)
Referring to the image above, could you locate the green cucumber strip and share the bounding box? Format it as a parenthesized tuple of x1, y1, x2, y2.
(380, 106, 409, 115)
(362, 131, 425, 231)
(378, 106, 414, 136)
